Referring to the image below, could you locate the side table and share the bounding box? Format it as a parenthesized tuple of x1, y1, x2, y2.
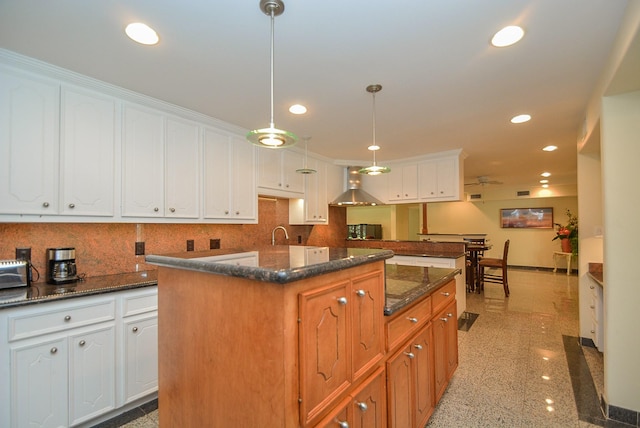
(553, 251, 573, 275)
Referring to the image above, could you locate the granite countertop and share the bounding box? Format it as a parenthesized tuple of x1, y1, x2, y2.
(146, 246, 394, 284)
(392, 250, 466, 259)
(588, 262, 604, 286)
(0, 270, 158, 310)
(384, 264, 460, 315)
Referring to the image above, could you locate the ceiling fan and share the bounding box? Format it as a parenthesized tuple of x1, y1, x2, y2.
(464, 176, 503, 186)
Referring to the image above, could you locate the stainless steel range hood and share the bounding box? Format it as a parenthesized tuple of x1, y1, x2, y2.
(330, 166, 384, 206)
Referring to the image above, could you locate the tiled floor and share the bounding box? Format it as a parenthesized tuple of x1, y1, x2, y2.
(106, 268, 616, 428)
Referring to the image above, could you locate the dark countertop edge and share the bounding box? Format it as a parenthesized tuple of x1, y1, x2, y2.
(392, 251, 465, 259)
(384, 268, 461, 316)
(0, 280, 157, 310)
(146, 249, 394, 284)
(417, 233, 487, 236)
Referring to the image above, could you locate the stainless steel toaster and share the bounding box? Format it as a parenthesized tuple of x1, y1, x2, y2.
(0, 260, 29, 289)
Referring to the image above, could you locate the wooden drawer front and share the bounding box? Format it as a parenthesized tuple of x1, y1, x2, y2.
(386, 296, 432, 351)
(122, 287, 158, 317)
(431, 280, 455, 314)
(8, 298, 116, 341)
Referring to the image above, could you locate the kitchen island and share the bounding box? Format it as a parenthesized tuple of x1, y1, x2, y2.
(146, 245, 459, 427)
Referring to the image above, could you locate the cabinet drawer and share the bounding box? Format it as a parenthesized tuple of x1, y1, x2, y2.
(386, 296, 432, 351)
(431, 280, 456, 314)
(8, 298, 115, 341)
(122, 287, 158, 317)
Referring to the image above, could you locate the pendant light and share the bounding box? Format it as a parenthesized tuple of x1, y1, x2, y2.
(247, 0, 297, 148)
(359, 84, 390, 175)
(296, 136, 317, 174)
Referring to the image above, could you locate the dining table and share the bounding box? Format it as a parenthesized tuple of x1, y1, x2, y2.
(466, 242, 492, 292)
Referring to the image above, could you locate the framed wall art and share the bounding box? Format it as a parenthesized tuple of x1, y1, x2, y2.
(500, 207, 553, 229)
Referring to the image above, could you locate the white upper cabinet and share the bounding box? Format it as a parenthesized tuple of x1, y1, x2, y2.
(165, 116, 200, 218)
(290, 157, 329, 224)
(203, 128, 257, 222)
(122, 106, 200, 219)
(60, 86, 116, 216)
(257, 148, 305, 197)
(388, 164, 418, 201)
(0, 68, 60, 215)
(419, 155, 462, 201)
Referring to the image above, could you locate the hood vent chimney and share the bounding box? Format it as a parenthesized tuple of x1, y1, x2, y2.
(330, 167, 385, 206)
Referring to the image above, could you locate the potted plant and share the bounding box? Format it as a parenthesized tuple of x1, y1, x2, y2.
(553, 209, 578, 256)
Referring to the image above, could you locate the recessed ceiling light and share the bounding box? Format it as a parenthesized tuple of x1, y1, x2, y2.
(543, 145, 558, 151)
(289, 104, 307, 115)
(511, 114, 531, 124)
(368, 144, 380, 151)
(540, 179, 549, 184)
(125, 23, 159, 45)
(491, 25, 525, 47)
(542, 184, 549, 188)
(541, 172, 551, 177)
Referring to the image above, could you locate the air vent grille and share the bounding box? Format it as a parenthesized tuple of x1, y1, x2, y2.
(516, 190, 530, 197)
(469, 193, 483, 200)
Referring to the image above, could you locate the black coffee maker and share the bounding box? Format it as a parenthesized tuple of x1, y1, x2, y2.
(46, 247, 79, 285)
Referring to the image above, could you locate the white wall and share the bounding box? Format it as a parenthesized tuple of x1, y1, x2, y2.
(601, 90, 640, 412)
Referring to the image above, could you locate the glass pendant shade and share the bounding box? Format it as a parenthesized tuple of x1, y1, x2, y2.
(247, 0, 297, 148)
(296, 137, 317, 174)
(359, 84, 390, 175)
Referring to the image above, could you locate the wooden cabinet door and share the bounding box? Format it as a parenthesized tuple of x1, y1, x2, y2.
(0, 69, 59, 215)
(350, 367, 386, 428)
(60, 86, 115, 216)
(413, 323, 435, 428)
(386, 344, 413, 428)
(11, 337, 68, 428)
(351, 271, 385, 380)
(432, 308, 449, 402)
(299, 281, 351, 424)
(444, 300, 458, 378)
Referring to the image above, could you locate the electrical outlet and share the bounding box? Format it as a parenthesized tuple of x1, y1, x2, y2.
(16, 247, 31, 261)
(298, 235, 302, 244)
(135, 241, 145, 256)
(210, 238, 220, 249)
(187, 240, 195, 251)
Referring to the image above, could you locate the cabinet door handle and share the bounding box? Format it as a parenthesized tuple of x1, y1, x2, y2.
(337, 297, 348, 305)
(355, 289, 366, 297)
(338, 421, 349, 428)
(235, 211, 240, 215)
(43, 202, 50, 208)
(50, 347, 58, 354)
(225, 210, 229, 214)
(357, 402, 368, 412)
(590, 305, 595, 309)
(591, 329, 596, 333)
(441, 292, 450, 297)
(590, 285, 595, 289)
(407, 317, 418, 323)
(78, 340, 86, 347)
(154, 207, 159, 212)
(404, 352, 415, 359)
(64, 315, 71, 321)
(414, 344, 423, 350)
(68, 203, 75, 209)
(169, 207, 176, 213)
(132, 327, 139, 332)
(440, 317, 449, 322)
(447, 313, 453, 318)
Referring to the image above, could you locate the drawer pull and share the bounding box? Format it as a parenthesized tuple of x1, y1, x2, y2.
(441, 292, 450, 297)
(64, 315, 71, 321)
(50, 347, 57, 354)
(440, 317, 449, 322)
(68, 203, 75, 209)
(337, 297, 348, 305)
(591, 329, 596, 333)
(132, 327, 139, 332)
(590, 305, 595, 309)
(404, 352, 415, 359)
(590, 285, 595, 289)
(78, 340, 86, 347)
(356, 289, 366, 297)
(338, 421, 349, 428)
(414, 344, 423, 350)
(43, 202, 50, 208)
(407, 317, 418, 323)
(154, 207, 159, 212)
(169, 207, 176, 213)
(357, 402, 368, 412)
(447, 313, 453, 318)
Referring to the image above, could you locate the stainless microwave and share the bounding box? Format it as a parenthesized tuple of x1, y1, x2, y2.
(0, 260, 29, 289)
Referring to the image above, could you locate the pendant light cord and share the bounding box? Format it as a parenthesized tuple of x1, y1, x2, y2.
(269, 8, 275, 129)
(372, 91, 377, 166)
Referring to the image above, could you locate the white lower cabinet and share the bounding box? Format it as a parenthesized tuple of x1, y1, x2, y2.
(1, 287, 158, 428)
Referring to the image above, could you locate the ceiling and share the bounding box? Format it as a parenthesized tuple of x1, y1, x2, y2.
(0, 0, 631, 191)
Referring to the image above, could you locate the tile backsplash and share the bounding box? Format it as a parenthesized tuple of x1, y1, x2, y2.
(0, 199, 347, 281)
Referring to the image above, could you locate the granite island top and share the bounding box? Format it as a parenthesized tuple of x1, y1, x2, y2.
(0, 270, 157, 309)
(384, 264, 460, 315)
(146, 246, 394, 284)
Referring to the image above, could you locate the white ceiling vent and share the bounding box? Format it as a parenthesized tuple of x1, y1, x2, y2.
(466, 193, 483, 201)
(516, 190, 530, 197)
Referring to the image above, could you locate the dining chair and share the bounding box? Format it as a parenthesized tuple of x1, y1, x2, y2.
(464, 238, 485, 292)
(478, 239, 510, 297)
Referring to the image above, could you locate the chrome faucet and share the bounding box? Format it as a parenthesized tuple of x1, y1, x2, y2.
(271, 226, 289, 245)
